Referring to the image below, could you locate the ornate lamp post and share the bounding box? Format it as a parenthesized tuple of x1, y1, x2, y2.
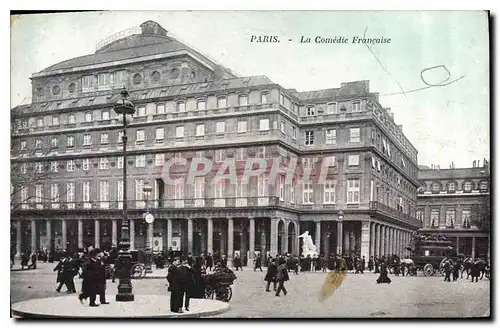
(337, 210, 344, 256)
(114, 88, 136, 302)
(143, 182, 154, 274)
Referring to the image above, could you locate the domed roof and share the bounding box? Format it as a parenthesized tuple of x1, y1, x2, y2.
(39, 21, 222, 74)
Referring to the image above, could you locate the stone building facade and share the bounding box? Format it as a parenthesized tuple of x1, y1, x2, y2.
(417, 161, 490, 259)
(11, 21, 422, 264)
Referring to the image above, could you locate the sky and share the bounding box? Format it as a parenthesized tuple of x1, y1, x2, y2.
(10, 11, 490, 168)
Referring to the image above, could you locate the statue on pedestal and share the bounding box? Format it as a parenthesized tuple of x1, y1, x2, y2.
(298, 231, 318, 257)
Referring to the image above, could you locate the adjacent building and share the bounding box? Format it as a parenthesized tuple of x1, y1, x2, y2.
(10, 21, 421, 264)
(417, 161, 490, 259)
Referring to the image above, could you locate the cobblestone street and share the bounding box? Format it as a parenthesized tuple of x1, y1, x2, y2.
(11, 262, 489, 318)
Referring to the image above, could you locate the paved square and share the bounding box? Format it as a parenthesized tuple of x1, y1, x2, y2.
(11, 263, 490, 318)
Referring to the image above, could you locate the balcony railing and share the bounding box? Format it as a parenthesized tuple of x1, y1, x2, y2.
(369, 201, 421, 227)
(12, 197, 281, 211)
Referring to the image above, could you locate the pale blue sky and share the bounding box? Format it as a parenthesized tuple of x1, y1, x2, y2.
(10, 11, 490, 168)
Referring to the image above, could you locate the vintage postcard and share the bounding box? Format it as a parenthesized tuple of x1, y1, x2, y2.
(10, 10, 490, 319)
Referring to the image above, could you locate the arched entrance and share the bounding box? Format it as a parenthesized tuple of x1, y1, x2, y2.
(287, 222, 296, 255)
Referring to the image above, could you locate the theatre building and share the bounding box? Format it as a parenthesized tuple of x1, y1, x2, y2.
(10, 21, 422, 264)
(417, 161, 490, 259)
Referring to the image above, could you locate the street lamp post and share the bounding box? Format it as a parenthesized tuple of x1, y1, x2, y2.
(114, 88, 136, 302)
(143, 182, 154, 274)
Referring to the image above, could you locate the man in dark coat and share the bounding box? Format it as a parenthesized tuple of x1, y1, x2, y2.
(167, 257, 183, 313)
(205, 253, 213, 272)
(265, 259, 278, 292)
(96, 251, 109, 304)
(29, 253, 37, 270)
(79, 248, 100, 307)
(376, 261, 391, 284)
(187, 253, 194, 267)
(443, 260, 452, 282)
(368, 256, 374, 272)
(233, 254, 243, 271)
(254, 254, 263, 272)
(54, 252, 77, 293)
(452, 260, 460, 281)
(275, 258, 289, 296)
(178, 260, 195, 311)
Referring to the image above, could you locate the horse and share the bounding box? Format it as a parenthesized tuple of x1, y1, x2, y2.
(475, 259, 488, 280)
(460, 258, 473, 279)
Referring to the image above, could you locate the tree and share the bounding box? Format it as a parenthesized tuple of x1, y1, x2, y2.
(472, 194, 490, 232)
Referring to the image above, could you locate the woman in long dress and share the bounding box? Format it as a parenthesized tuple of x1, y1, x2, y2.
(376, 261, 392, 284)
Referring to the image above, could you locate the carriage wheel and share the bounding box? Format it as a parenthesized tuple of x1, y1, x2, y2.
(222, 287, 232, 302)
(423, 263, 434, 276)
(131, 264, 144, 278)
(439, 259, 447, 275)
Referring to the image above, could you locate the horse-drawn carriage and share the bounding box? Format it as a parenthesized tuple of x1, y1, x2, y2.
(202, 268, 237, 302)
(408, 237, 458, 276)
(106, 250, 149, 279)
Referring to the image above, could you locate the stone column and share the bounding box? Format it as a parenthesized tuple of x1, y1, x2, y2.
(344, 229, 350, 252)
(78, 219, 83, 249)
(227, 218, 234, 267)
(350, 232, 355, 253)
(249, 217, 255, 260)
(147, 222, 154, 250)
(187, 218, 193, 254)
(167, 219, 173, 249)
(46, 220, 52, 250)
(295, 223, 301, 256)
(471, 236, 476, 260)
(61, 219, 67, 251)
(270, 218, 278, 256)
(111, 220, 117, 247)
(282, 226, 289, 254)
(94, 220, 100, 248)
(323, 229, 330, 256)
(16, 221, 21, 256)
(370, 222, 375, 257)
(382, 226, 388, 256)
(336, 221, 343, 255)
(315, 221, 321, 252)
(241, 221, 248, 262)
(130, 219, 135, 250)
(207, 218, 213, 256)
(360, 221, 370, 260)
(375, 224, 380, 257)
(31, 220, 37, 253)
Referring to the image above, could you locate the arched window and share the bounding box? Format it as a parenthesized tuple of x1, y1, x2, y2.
(463, 181, 473, 193)
(448, 181, 456, 193)
(431, 182, 441, 193)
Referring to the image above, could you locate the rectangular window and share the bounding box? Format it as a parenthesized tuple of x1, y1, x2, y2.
(101, 110, 110, 121)
(258, 175, 268, 198)
(118, 131, 124, 144)
(197, 99, 206, 110)
(349, 127, 361, 142)
(236, 148, 245, 161)
(136, 106, 146, 117)
(136, 155, 146, 167)
(82, 158, 90, 171)
(216, 122, 226, 133)
(306, 106, 315, 116)
(82, 181, 90, 203)
(135, 179, 145, 207)
(174, 183, 185, 208)
(258, 146, 266, 159)
(82, 75, 95, 89)
(156, 103, 166, 114)
(83, 134, 92, 146)
(20, 140, 27, 150)
(155, 128, 165, 140)
(416, 210, 423, 221)
(20, 163, 27, 174)
(326, 129, 336, 144)
(176, 126, 184, 138)
(348, 155, 360, 166)
(261, 92, 269, 104)
(117, 156, 123, 169)
(290, 182, 295, 204)
(35, 139, 43, 148)
(100, 133, 109, 145)
(446, 210, 456, 227)
(279, 175, 285, 201)
(214, 150, 224, 162)
(327, 102, 337, 114)
(280, 93, 285, 105)
(52, 116, 60, 126)
(194, 177, 205, 199)
(68, 114, 76, 124)
(461, 210, 471, 228)
(303, 183, 313, 204)
(85, 112, 93, 122)
(99, 181, 109, 208)
(237, 121, 247, 133)
(347, 179, 360, 203)
(67, 160, 75, 172)
(217, 97, 227, 108)
(35, 184, 43, 204)
(136, 130, 145, 142)
(35, 162, 43, 173)
(66, 182, 75, 205)
(291, 126, 297, 140)
(155, 154, 165, 166)
(99, 158, 109, 170)
(116, 180, 123, 206)
(259, 119, 270, 131)
(352, 101, 361, 112)
(324, 180, 336, 204)
(305, 130, 314, 146)
(50, 161, 58, 172)
(51, 137, 58, 148)
(431, 210, 440, 227)
(50, 184, 60, 206)
(176, 102, 186, 112)
(280, 121, 286, 133)
(114, 70, 127, 84)
(196, 124, 205, 136)
(238, 95, 248, 106)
